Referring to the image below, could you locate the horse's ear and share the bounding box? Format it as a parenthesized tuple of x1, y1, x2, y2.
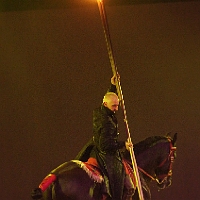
(172, 133, 177, 146)
(166, 132, 171, 138)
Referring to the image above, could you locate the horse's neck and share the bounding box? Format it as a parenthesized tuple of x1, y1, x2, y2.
(137, 150, 156, 174)
(137, 141, 169, 174)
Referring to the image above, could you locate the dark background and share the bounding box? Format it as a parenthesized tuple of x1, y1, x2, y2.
(1, 0, 200, 199)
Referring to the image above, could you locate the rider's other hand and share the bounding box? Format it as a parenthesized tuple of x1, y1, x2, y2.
(111, 73, 120, 85)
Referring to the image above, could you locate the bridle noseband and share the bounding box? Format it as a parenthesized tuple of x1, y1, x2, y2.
(138, 138, 177, 185)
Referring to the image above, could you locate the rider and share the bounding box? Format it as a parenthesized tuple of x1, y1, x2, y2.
(76, 74, 135, 200)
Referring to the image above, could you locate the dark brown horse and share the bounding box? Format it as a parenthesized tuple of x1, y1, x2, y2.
(31, 133, 177, 200)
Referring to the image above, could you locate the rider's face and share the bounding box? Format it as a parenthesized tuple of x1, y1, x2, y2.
(104, 96, 119, 112)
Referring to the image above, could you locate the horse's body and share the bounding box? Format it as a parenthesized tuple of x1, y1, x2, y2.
(32, 133, 177, 200)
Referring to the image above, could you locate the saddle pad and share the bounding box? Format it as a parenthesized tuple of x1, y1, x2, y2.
(71, 160, 104, 183)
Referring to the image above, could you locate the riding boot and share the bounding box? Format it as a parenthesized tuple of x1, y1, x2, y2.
(39, 173, 56, 191)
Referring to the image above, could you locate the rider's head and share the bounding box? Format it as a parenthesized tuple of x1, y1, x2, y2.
(103, 92, 119, 112)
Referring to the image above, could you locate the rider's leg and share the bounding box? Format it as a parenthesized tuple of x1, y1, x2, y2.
(123, 174, 135, 200)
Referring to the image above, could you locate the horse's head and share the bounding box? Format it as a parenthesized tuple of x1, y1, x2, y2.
(123, 133, 177, 191)
(154, 133, 177, 190)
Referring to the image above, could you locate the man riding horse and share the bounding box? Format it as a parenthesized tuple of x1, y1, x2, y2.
(76, 74, 135, 200)
(31, 73, 177, 200)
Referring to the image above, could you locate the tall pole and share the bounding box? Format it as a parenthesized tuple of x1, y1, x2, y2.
(96, 1, 144, 200)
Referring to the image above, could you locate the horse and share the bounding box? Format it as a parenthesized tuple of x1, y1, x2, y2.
(31, 133, 177, 200)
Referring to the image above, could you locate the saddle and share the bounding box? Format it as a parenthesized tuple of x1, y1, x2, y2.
(72, 158, 104, 183)
(72, 158, 136, 186)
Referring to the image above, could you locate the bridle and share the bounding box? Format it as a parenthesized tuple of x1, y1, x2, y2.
(138, 138, 177, 185)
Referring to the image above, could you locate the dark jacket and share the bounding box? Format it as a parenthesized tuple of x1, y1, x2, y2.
(91, 105, 126, 200)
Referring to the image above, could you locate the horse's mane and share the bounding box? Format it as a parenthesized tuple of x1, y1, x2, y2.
(133, 136, 169, 155)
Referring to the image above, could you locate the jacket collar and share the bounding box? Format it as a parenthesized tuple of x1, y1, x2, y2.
(101, 104, 115, 116)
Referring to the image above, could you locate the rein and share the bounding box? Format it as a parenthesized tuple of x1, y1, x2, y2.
(138, 139, 177, 185)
